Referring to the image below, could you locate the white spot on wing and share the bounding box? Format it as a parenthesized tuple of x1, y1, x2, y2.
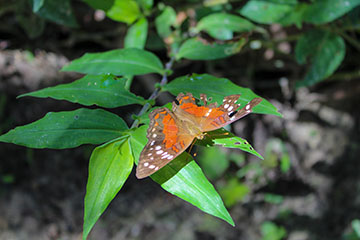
(204, 109, 212, 117)
(156, 150, 164, 154)
(167, 155, 174, 160)
(155, 167, 159, 170)
(228, 106, 233, 111)
(144, 162, 149, 167)
(149, 165, 155, 169)
(245, 104, 250, 110)
(150, 141, 155, 146)
(155, 146, 161, 150)
(152, 134, 157, 138)
(224, 104, 229, 109)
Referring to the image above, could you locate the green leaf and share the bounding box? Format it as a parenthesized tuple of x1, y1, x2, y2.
(162, 73, 281, 117)
(295, 30, 345, 87)
(264, 193, 283, 204)
(82, 0, 115, 11)
(16, 3, 45, 39)
(352, 219, 360, 237)
(238, 0, 295, 24)
(19, 75, 146, 108)
(32, 0, 44, 12)
(195, 13, 255, 40)
(106, 0, 140, 24)
(61, 48, 165, 76)
(340, 6, 360, 30)
(0, 108, 128, 149)
(218, 178, 249, 207)
(155, 6, 176, 38)
(136, 0, 153, 10)
(205, 129, 263, 160)
(83, 138, 133, 240)
(302, 0, 360, 24)
(176, 37, 247, 60)
(32, 0, 78, 27)
(197, 147, 229, 180)
(276, 3, 308, 27)
(124, 18, 148, 49)
(261, 221, 287, 240)
(129, 126, 234, 226)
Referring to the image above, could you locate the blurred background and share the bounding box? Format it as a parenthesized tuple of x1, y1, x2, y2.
(0, 0, 360, 239)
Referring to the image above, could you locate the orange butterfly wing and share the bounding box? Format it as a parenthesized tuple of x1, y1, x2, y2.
(136, 107, 194, 179)
(174, 93, 262, 132)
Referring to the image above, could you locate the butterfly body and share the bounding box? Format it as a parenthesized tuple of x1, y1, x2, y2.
(136, 92, 262, 179)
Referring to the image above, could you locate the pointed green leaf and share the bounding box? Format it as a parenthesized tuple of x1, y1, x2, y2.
(32, 0, 78, 27)
(61, 48, 164, 76)
(205, 129, 263, 160)
(162, 73, 281, 117)
(176, 37, 247, 60)
(106, 0, 140, 24)
(136, 0, 153, 10)
(19, 75, 146, 108)
(83, 138, 133, 240)
(302, 0, 360, 24)
(238, 0, 295, 24)
(155, 6, 176, 38)
(129, 126, 234, 226)
(0, 108, 128, 149)
(295, 30, 345, 87)
(195, 13, 255, 40)
(125, 18, 148, 49)
(32, 0, 44, 12)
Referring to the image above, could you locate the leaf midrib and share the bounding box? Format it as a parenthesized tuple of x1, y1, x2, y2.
(68, 58, 162, 74)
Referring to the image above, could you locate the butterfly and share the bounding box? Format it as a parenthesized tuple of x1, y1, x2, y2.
(136, 92, 262, 179)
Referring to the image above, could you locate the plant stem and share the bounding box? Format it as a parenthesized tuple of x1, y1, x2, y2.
(327, 69, 360, 81)
(124, 76, 133, 90)
(130, 57, 175, 129)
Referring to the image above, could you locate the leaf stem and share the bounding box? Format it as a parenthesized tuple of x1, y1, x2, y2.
(130, 57, 175, 129)
(124, 76, 133, 90)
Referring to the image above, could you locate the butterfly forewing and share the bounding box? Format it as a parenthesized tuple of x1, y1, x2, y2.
(136, 108, 193, 179)
(201, 96, 262, 131)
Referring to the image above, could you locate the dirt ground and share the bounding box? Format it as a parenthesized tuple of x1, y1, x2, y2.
(1, 7, 360, 240)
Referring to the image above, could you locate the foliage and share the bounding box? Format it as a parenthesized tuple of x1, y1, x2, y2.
(1, 0, 359, 238)
(261, 221, 287, 240)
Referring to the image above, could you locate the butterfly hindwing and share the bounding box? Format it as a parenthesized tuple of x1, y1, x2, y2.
(136, 108, 193, 179)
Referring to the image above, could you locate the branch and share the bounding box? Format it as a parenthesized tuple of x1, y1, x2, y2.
(130, 57, 175, 129)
